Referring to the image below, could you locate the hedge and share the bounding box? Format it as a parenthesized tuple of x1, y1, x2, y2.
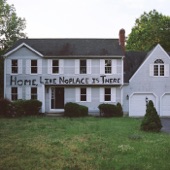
(64, 102, 88, 117)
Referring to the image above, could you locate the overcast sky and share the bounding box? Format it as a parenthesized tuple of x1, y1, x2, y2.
(7, 0, 170, 39)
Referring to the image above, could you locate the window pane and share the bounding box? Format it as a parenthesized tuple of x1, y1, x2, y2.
(160, 65, 164, 76)
(104, 88, 111, 101)
(12, 60, 18, 73)
(11, 87, 18, 101)
(52, 60, 59, 73)
(31, 60, 37, 73)
(80, 88, 86, 101)
(53, 60, 59, 66)
(154, 65, 158, 76)
(105, 60, 112, 74)
(80, 60, 87, 74)
(31, 87, 37, 100)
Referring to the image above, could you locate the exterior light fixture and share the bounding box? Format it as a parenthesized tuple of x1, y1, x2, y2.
(126, 95, 129, 100)
(145, 97, 148, 104)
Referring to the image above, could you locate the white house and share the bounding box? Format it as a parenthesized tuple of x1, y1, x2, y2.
(3, 38, 124, 115)
(123, 44, 170, 117)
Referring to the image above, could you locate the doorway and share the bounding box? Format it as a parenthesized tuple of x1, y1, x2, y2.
(51, 87, 64, 109)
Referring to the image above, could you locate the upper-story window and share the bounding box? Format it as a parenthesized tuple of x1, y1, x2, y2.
(52, 60, 59, 74)
(31, 60, 37, 74)
(80, 60, 87, 74)
(154, 59, 164, 76)
(105, 60, 112, 74)
(150, 59, 169, 77)
(12, 60, 18, 74)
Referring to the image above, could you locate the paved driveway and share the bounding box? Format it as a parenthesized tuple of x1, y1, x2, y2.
(161, 118, 170, 134)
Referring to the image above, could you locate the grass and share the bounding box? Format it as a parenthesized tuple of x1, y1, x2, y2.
(0, 116, 170, 170)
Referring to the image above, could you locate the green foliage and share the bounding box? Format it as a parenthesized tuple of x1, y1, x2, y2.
(0, 57, 4, 98)
(0, 0, 26, 53)
(126, 10, 170, 51)
(141, 100, 162, 132)
(98, 103, 123, 117)
(64, 102, 88, 117)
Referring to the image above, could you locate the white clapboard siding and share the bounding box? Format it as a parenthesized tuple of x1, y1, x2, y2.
(26, 60, 31, 74)
(18, 59, 22, 74)
(6, 59, 11, 74)
(100, 59, 105, 74)
(59, 59, 64, 74)
(75, 59, 79, 74)
(87, 59, 91, 74)
(111, 87, 116, 102)
(112, 59, 117, 74)
(38, 59, 42, 74)
(87, 87, 91, 102)
(48, 59, 52, 74)
(165, 64, 169, 77)
(100, 88, 104, 102)
(25, 86, 31, 99)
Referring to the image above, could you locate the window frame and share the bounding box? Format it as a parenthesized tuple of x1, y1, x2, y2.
(31, 60, 38, 74)
(52, 60, 59, 74)
(31, 87, 37, 100)
(11, 60, 18, 74)
(105, 59, 112, 74)
(80, 59, 87, 74)
(80, 88, 87, 101)
(153, 59, 165, 77)
(104, 88, 111, 101)
(11, 87, 18, 101)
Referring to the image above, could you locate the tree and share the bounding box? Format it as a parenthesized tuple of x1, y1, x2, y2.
(0, 0, 26, 98)
(141, 100, 162, 132)
(126, 10, 170, 52)
(0, 0, 26, 54)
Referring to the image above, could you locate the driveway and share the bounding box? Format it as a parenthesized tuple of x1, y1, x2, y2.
(161, 118, 170, 134)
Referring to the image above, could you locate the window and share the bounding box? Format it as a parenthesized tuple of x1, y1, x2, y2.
(12, 60, 18, 73)
(105, 60, 112, 74)
(80, 88, 86, 101)
(80, 60, 87, 74)
(11, 87, 18, 101)
(31, 60, 37, 74)
(104, 88, 111, 101)
(52, 60, 59, 74)
(154, 59, 164, 76)
(31, 87, 37, 100)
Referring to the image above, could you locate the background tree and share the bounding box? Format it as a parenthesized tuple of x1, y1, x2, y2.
(0, 0, 27, 98)
(126, 10, 170, 52)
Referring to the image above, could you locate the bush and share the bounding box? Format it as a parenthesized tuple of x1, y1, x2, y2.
(0, 98, 16, 117)
(64, 102, 88, 117)
(141, 100, 162, 132)
(22, 100, 42, 116)
(98, 103, 123, 117)
(13, 100, 26, 117)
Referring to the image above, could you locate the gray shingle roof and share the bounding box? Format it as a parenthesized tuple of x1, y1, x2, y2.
(8, 38, 123, 56)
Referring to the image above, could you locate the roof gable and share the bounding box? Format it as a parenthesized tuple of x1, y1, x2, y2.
(4, 43, 43, 57)
(127, 44, 170, 83)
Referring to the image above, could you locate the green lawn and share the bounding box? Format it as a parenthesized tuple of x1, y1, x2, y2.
(0, 117, 170, 170)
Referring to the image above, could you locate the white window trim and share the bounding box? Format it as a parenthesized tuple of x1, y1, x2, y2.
(75, 87, 91, 102)
(100, 87, 116, 103)
(150, 63, 169, 77)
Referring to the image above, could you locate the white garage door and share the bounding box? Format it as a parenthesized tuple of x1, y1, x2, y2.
(129, 93, 156, 117)
(161, 94, 170, 117)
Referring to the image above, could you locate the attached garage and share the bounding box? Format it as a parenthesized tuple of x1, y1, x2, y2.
(161, 93, 170, 117)
(129, 93, 157, 117)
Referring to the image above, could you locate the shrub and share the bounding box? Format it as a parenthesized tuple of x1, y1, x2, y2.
(22, 100, 42, 116)
(13, 100, 26, 117)
(141, 100, 162, 132)
(0, 98, 16, 117)
(64, 102, 88, 117)
(98, 103, 123, 117)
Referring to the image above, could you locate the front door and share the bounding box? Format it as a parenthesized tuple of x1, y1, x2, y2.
(51, 87, 64, 109)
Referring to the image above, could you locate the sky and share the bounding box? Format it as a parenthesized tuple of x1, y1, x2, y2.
(7, 0, 170, 39)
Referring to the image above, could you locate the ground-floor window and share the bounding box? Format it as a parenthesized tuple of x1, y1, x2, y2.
(104, 88, 111, 101)
(31, 87, 37, 100)
(11, 87, 18, 101)
(80, 88, 87, 101)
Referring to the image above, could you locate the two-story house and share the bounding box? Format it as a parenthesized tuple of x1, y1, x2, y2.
(3, 38, 124, 114)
